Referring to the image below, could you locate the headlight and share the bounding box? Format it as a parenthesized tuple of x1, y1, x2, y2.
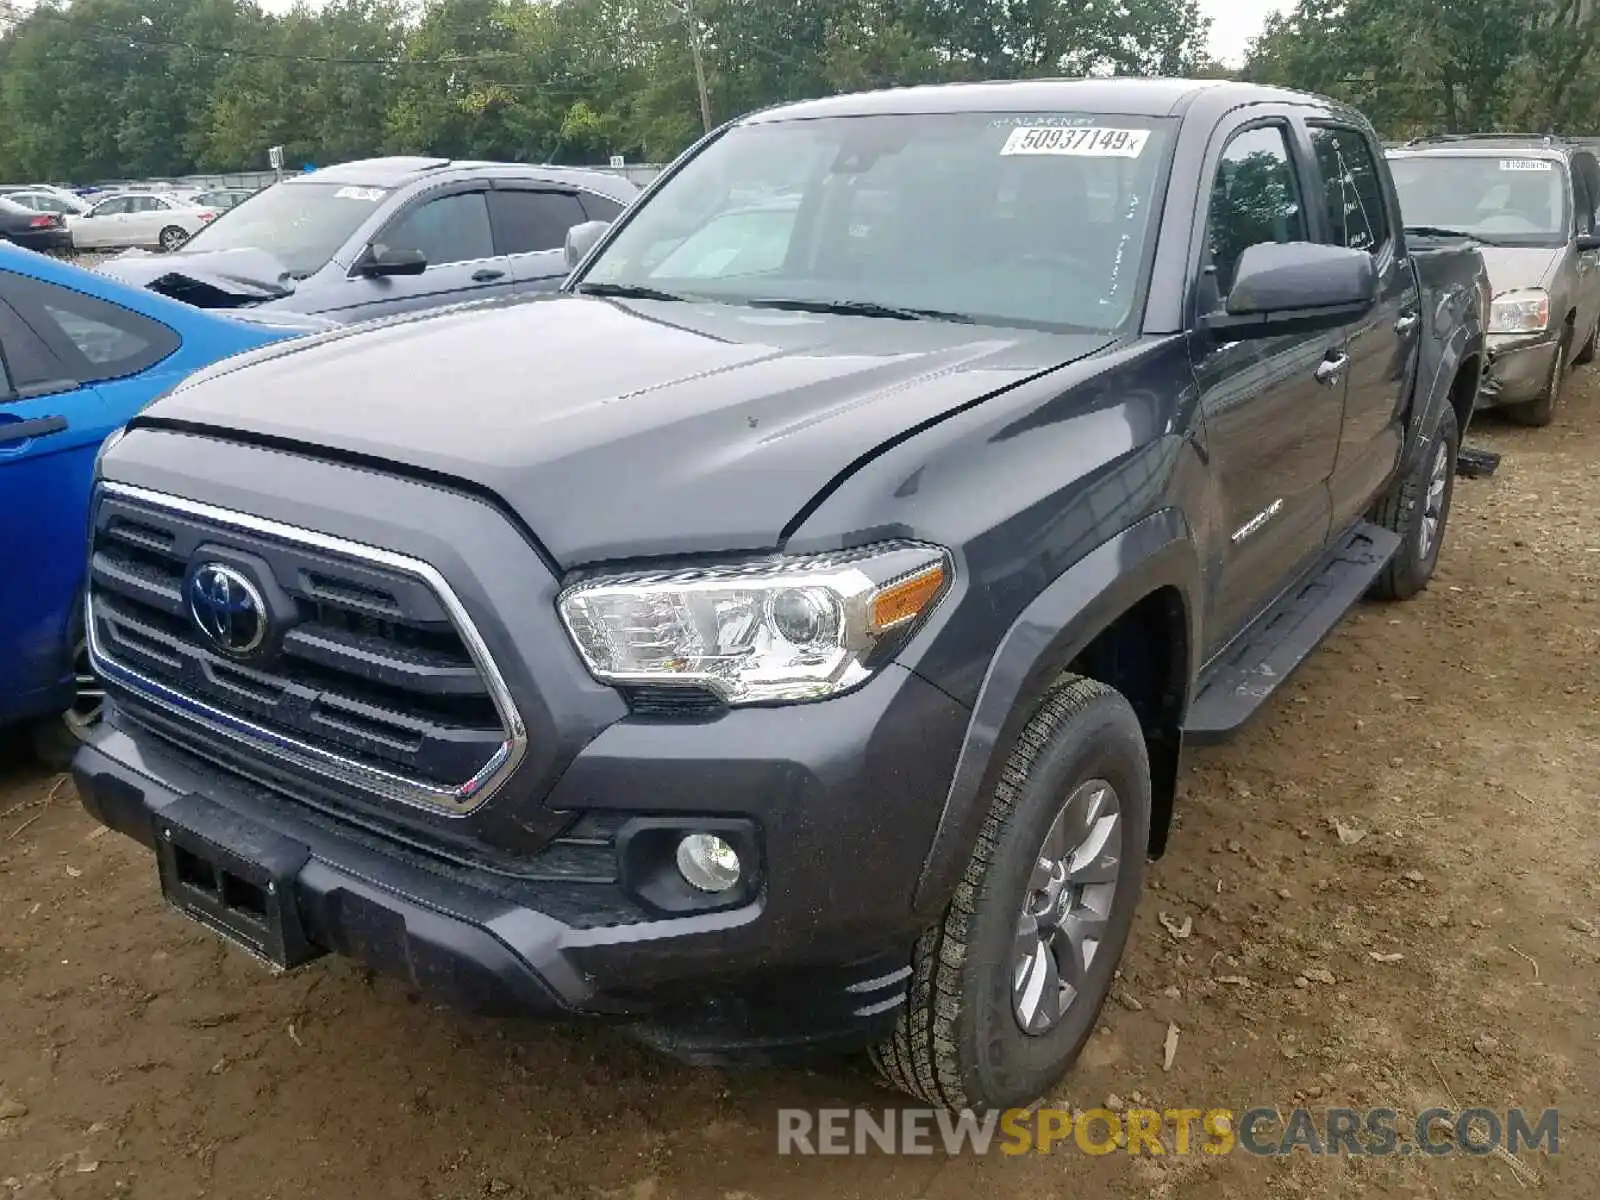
(1488, 289, 1550, 335)
(558, 542, 951, 704)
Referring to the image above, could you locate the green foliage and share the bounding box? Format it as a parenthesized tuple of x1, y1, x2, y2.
(0, 0, 1212, 181)
(1242, 0, 1600, 137)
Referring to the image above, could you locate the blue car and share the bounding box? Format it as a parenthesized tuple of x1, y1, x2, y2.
(0, 245, 322, 764)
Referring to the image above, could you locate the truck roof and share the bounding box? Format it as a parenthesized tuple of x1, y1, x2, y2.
(743, 78, 1329, 124)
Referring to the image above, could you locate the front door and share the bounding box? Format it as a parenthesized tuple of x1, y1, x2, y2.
(1193, 121, 1346, 656)
(1309, 124, 1417, 529)
(0, 301, 107, 726)
(333, 187, 513, 321)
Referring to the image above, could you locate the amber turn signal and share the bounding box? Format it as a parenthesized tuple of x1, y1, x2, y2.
(871, 564, 947, 633)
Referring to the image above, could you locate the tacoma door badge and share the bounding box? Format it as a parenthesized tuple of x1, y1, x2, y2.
(1231, 498, 1284, 545)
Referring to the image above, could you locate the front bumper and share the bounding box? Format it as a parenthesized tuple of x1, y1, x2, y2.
(74, 657, 969, 1059)
(1480, 333, 1561, 407)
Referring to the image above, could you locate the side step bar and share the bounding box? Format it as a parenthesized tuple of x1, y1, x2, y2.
(1183, 521, 1401, 744)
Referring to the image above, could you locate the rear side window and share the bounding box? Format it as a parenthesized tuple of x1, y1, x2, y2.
(489, 190, 587, 254)
(378, 192, 495, 266)
(0, 270, 179, 384)
(1572, 158, 1596, 235)
(580, 192, 625, 223)
(1310, 126, 1391, 254)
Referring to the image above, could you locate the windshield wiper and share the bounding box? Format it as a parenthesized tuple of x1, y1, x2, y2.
(1404, 225, 1482, 241)
(743, 297, 975, 323)
(574, 281, 690, 302)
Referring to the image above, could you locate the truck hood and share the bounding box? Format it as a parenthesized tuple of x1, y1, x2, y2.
(99, 246, 296, 308)
(142, 293, 1113, 567)
(1478, 245, 1562, 294)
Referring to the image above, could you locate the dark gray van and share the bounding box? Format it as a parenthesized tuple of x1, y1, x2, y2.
(98, 157, 638, 324)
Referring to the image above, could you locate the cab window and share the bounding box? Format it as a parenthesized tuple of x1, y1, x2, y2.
(1201, 124, 1307, 302)
(1309, 126, 1391, 254)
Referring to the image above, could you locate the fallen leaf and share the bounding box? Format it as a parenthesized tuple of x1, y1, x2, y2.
(1158, 912, 1193, 940)
(1162, 1022, 1179, 1072)
(1334, 820, 1367, 845)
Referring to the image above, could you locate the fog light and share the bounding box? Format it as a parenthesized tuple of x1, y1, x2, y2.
(675, 833, 742, 893)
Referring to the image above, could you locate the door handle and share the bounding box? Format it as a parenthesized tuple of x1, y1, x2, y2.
(1314, 354, 1350, 386)
(1395, 312, 1420, 335)
(471, 268, 505, 283)
(0, 414, 68, 443)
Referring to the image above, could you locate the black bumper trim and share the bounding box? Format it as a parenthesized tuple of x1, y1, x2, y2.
(72, 728, 916, 1057)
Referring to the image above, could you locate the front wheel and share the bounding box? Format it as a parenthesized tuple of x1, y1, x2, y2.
(29, 639, 103, 771)
(1505, 332, 1569, 427)
(871, 676, 1150, 1111)
(158, 225, 189, 252)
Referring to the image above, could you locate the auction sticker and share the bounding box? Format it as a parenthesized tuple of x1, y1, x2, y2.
(1001, 126, 1150, 158)
(1499, 159, 1553, 171)
(333, 185, 386, 200)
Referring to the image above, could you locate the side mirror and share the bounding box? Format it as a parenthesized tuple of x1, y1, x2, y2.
(565, 220, 611, 269)
(1577, 231, 1600, 253)
(355, 244, 427, 277)
(1204, 242, 1378, 339)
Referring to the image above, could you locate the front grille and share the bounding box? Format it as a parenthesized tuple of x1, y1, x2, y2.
(88, 483, 525, 815)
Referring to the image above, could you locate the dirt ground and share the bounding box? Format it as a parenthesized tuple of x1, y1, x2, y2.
(3, 378, 1598, 1200)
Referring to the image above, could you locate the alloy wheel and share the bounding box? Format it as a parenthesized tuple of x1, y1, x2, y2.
(1012, 778, 1124, 1036)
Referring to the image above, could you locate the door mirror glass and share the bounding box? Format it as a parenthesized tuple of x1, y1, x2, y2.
(565, 220, 611, 269)
(1204, 241, 1378, 338)
(356, 244, 428, 277)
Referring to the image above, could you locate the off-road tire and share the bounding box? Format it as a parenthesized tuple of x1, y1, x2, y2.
(1369, 404, 1459, 601)
(1505, 331, 1570, 427)
(871, 675, 1150, 1111)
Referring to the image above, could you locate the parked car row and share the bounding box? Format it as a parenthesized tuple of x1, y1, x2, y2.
(1, 184, 221, 251)
(3, 90, 1598, 1117)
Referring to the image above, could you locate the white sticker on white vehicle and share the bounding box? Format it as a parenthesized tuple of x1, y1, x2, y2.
(1499, 159, 1553, 172)
(1001, 126, 1151, 158)
(333, 186, 386, 200)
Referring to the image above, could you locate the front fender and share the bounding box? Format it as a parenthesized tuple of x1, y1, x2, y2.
(911, 508, 1201, 913)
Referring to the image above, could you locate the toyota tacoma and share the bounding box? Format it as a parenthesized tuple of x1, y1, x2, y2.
(74, 79, 1487, 1112)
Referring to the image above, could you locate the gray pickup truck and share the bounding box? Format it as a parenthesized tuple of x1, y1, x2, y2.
(1389, 134, 1600, 425)
(74, 79, 1487, 1113)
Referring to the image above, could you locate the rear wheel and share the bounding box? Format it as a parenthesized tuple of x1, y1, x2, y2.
(158, 225, 189, 252)
(871, 676, 1150, 1111)
(1370, 405, 1459, 601)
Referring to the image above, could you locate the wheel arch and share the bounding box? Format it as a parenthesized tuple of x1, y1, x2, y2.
(911, 508, 1202, 915)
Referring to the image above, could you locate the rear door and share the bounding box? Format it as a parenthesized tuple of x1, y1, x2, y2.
(1308, 123, 1417, 532)
(0, 271, 181, 724)
(333, 186, 511, 320)
(489, 186, 591, 293)
(125, 196, 168, 247)
(1192, 117, 1347, 654)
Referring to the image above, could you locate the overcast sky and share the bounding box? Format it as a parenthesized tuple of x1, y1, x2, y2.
(252, 0, 1281, 67)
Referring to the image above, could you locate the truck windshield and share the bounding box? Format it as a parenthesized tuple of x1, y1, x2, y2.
(179, 181, 391, 277)
(579, 112, 1175, 332)
(1388, 154, 1571, 247)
